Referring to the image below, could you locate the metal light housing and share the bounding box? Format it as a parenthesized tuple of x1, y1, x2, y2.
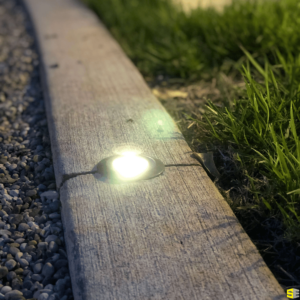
(97, 151, 164, 183)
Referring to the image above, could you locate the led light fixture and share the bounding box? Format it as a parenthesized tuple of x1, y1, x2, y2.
(97, 149, 164, 183)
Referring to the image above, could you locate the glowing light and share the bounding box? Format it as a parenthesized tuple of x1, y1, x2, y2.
(113, 144, 143, 156)
(158, 120, 163, 126)
(120, 151, 137, 157)
(112, 152, 149, 178)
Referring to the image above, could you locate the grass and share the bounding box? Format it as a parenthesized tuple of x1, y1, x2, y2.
(188, 50, 300, 241)
(81, 0, 300, 286)
(82, 0, 300, 81)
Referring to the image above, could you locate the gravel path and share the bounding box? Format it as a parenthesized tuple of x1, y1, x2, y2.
(0, 0, 74, 299)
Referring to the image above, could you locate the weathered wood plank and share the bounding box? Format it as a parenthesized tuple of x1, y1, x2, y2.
(61, 170, 285, 299)
(22, 0, 286, 299)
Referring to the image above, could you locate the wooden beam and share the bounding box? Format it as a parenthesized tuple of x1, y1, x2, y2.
(61, 171, 286, 299)
(23, 0, 286, 299)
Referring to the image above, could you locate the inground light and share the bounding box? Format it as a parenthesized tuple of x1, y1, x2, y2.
(112, 153, 149, 178)
(97, 150, 165, 184)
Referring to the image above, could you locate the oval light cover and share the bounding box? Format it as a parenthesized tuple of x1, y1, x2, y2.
(112, 152, 149, 178)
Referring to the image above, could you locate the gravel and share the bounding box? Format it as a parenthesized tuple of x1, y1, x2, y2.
(0, 0, 74, 299)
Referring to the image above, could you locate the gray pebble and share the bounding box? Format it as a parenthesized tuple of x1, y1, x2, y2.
(2, 195, 12, 202)
(3, 238, 14, 244)
(48, 294, 59, 300)
(24, 245, 36, 253)
(40, 191, 58, 201)
(48, 202, 60, 213)
(22, 280, 33, 290)
(43, 224, 51, 232)
(37, 242, 48, 251)
(50, 227, 61, 235)
(22, 253, 32, 263)
(0, 212, 8, 218)
(5, 259, 16, 271)
(32, 290, 42, 299)
(24, 274, 32, 283)
(37, 184, 46, 191)
(36, 215, 48, 225)
(0, 2, 73, 299)
(46, 183, 56, 191)
(18, 259, 29, 268)
(8, 190, 18, 197)
(48, 241, 58, 253)
(14, 238, 25, 244)
(36, 145, 44, 152)
(15, 199, 23, 206)
(15, 252, 23, 262)
(53, 259, 68, 269)
(37, 289, 52, 295)
(42, 263, 55, 278)
(53, 267, 67, 279)
(18, 223, 29, 232)
(54, 278, 65, 293)
(19, 162, 27, 168)
(19, 243, 27, 252)
(50, 253, 60, 262)
(30, 281, 43, 291)
(8, 215, 23, 225)
(0, 230, 11, 236)
(38, 293, 49, 300)
(45, 235, 58, 243)
(3, 225, 10, 231)
(22, 290, 33, 298)
(11, 232, 23, 239)
(26, 229, 33, 236)
(6, 271, 16, 281)
(23, 268, 32, 276)
(26, 190, 37, 197)
(4, 290, 23, 300)
(0, 286, 11, 295)
(8, 247, 20, 256)
(7, 164, 17, 172)
(33, 262, 43, 274)
(31, 274, 44, 282)
(38, 229, 46, 237)
(48, 213, 60, 219)
(44, 284, 54, 291)
(14, 268, 23, 276)
(11, 278, 22, 290)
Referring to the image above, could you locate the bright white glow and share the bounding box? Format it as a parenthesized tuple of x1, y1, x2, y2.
(113, 144, 143, 156)
(120, 151, 137, 157)
(158, 120, 163, 126)
(112, 153, 149, 178)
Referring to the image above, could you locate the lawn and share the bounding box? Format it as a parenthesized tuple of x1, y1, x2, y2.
(82, 0, 300, 289)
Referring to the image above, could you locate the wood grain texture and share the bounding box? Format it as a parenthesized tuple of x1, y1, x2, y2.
(61, 169, 285, 300)
(22, 0, 286, 299)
